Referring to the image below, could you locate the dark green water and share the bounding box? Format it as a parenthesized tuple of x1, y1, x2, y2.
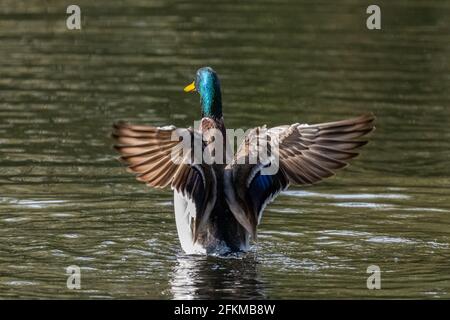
(0, 0, 449, 299)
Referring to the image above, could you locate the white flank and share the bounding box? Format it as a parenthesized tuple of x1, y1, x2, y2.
(173, 190, 206, 255)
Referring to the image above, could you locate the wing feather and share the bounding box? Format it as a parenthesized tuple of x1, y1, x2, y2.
(112, 121, 216, 242)
(224, 113, 375, 239)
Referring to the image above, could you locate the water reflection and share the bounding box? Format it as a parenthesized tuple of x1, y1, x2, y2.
(170, 253, 266, 300)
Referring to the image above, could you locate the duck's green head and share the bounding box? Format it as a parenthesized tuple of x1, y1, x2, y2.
(184, 67, 222, 119)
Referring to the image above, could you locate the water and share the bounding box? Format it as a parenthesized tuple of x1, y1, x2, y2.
(0, 0, 449, 299)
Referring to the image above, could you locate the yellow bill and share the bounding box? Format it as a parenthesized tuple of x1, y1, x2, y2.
(184, 81, 196, 92)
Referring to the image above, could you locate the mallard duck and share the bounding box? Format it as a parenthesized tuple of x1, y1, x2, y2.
(112, 67, 375, 255)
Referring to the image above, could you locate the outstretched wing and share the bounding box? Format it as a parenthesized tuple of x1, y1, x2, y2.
(112, 122, 216, 241)
(224, 113, 375, 238)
